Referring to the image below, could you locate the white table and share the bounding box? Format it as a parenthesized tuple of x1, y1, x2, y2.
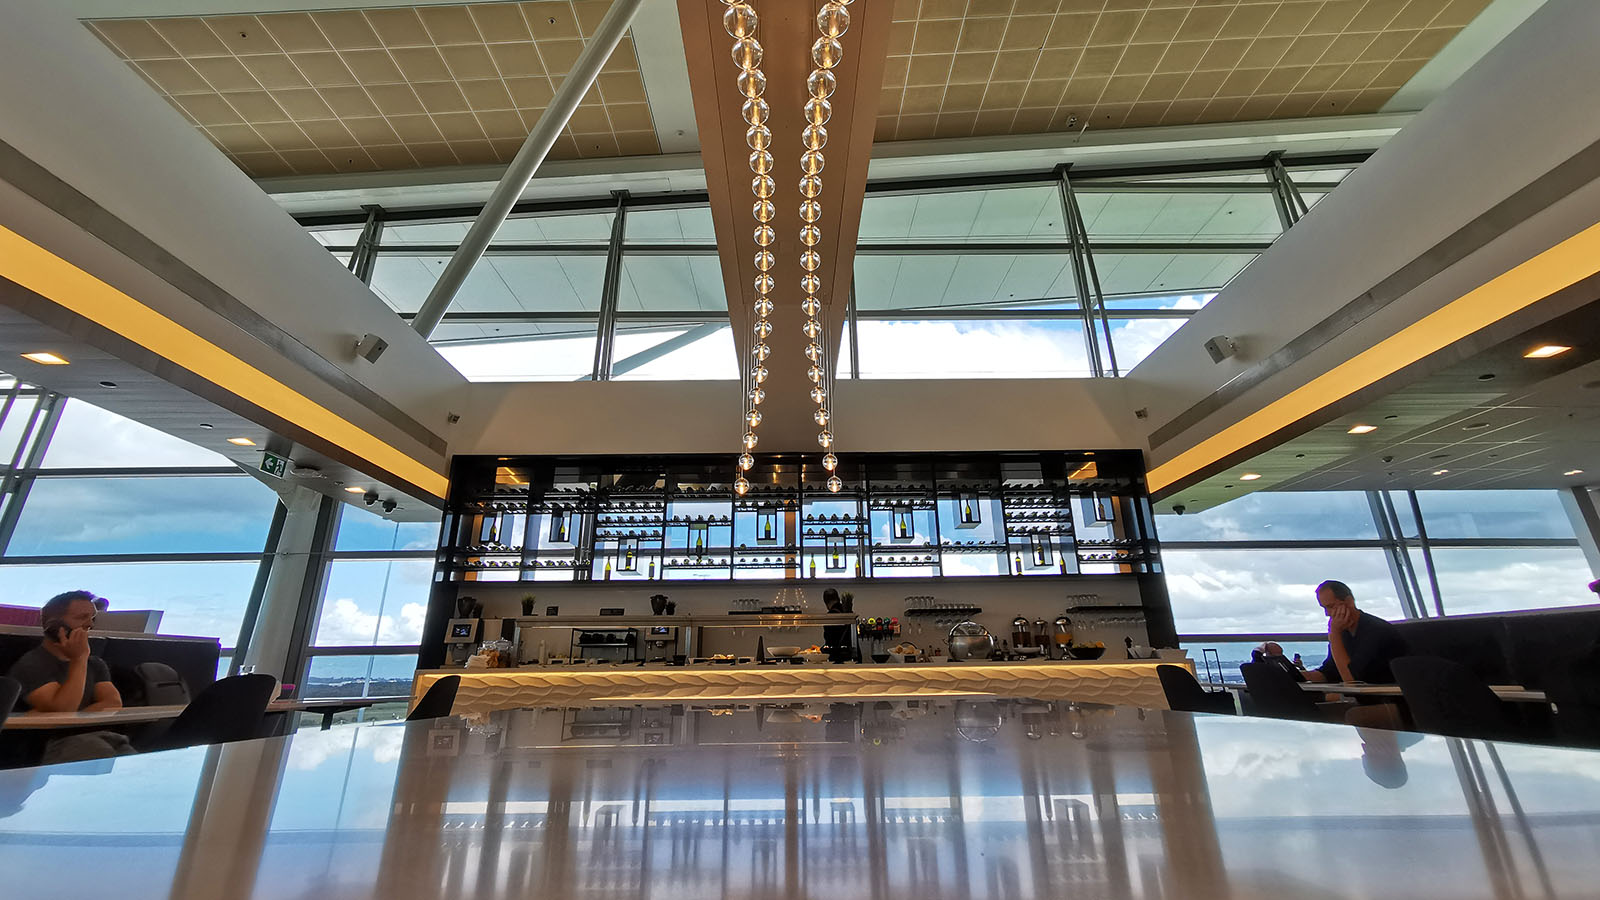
(3, 704, 187, 731)
(1297, 682, 1549, 703)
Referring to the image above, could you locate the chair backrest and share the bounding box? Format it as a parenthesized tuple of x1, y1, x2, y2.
(158, 673, 278, 749)
(1391, 655, 1513, 740)
(133, 662, 192, 707)
(1240, 662, 1321, 721)
(0, 676, 20, 728)
(407, 675, 460, 721)
(1157, 665, 1233, 715)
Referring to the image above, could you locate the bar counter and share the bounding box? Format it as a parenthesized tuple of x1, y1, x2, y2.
(412, 658, 1180, 715)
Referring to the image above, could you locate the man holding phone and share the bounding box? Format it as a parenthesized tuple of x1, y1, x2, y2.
(7, 590, 122, 713)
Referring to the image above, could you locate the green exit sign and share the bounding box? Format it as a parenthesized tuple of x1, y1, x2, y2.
(260, 451, 289, 478)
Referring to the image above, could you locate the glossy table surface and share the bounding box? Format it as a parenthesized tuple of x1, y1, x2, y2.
(2, 699, 1598, 899)
(2, 698, 391, 730)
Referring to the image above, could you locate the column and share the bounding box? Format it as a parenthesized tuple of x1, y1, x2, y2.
(240, 485, 331, 680)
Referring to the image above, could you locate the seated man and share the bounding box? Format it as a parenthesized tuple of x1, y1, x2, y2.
(1304, 580, 1408, 685)
(1251, 641, 1305, 682)
(6, 590, 122, 713)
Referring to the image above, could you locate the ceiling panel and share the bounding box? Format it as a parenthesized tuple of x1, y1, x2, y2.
(87, 2, 661, 178)
(878, 0, 1495, 142)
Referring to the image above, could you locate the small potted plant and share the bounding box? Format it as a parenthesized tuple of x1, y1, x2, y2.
(521, 594, 537, 617)
(650, 594, 670, 616)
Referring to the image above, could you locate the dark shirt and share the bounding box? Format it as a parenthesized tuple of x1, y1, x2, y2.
(1317, 611, 1408, 683)
(5, 645, 112, 711)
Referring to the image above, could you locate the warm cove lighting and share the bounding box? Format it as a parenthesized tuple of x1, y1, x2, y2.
(20, 351, 69, 365)
(0, 225, 447, 498)
(1147, 220, 1600, 494)
(1239, 473, 1262, 481)
(344, 485, 367, 493)
(226, 437, 255, 446)
(1523, 344, 1572, 358)
(1347, 424, 1378, 434)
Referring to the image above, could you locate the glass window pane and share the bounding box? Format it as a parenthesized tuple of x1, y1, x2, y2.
(1158, 492, 1380, 542)
(334, 504, 440, 552)
(611, 321, 738, 380)
(314, 559, 433, 647)
(10, 476, 278, 555)
(856, 318, 1091, 378)
(0, 395, 42, 464)
(303, 654, 417, 698)
(1102, 291, 1214, 311)
(1427, 547, 1593, 615)
(617, 254, 726, 311)
(1109, 317, 1187, 370)
(306, 225, 364, 246)
(624, 206, 715, 243)
(40, 399, 231, 468)
(859, 185, 1065, 244)
(0, 560, 262, 641)
(1078, 191, 1281, 242)
(1094, 252, 1257, 298)
(491, 211, 614, 243)
(433, 322, 599, 381)
(1414, 490, 1576, 539)
(853, 253, 1078, 311)
(1165, 547, 1403, 634)
(369, 254, 605, 315)
(1182, 639, 1330, 682)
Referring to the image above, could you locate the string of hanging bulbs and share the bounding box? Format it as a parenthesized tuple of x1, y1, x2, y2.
(726, 0, 852, 497)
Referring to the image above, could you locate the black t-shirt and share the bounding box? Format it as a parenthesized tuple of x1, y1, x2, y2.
(1317, 611, 1408, 683)
(5, 645, 112, 711)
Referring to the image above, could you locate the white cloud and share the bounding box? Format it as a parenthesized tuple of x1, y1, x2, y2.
(315, 598, 427, 645)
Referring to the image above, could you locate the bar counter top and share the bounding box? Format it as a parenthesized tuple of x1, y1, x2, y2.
(414, 657, 1181, 715)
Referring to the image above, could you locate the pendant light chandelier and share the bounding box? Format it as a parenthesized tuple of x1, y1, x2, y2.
(725, 0, 851, 496)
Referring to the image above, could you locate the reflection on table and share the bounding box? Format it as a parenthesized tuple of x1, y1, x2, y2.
(1, 697, 1598, 899)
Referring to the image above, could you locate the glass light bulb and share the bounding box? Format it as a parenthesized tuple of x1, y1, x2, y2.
(746, 408, 762, 427)
(743, 431, 758, 450)
(801, 297, 821, 316)
(754, 320, 772, 338)
(812, 37, 843, 69)
(817, 429, 833, 448)
(753, 199, 774, 223)
(810, 386, 827, 403)
(827, 475, 842, 493)
(733, 37, 763, 71)
(753, 341, 770, 360)
(802, 124, 827, 151)
(741, 97, 769, 126)
(735, 475, 751, 495)
(817, 3, 849, 37)
(737, 68, 766, 99)
(799, 175, 823, 199)
(754, 273, 774, 294)
(749, 386, 765, 404)
(800, 250, 821, 271)
(803, 98, 831, 126)
(724, 3, 758, 39)
(805, 342, 822, 361)
(752, 174, 774, 198)
(800, 224, 821, 246)
(738, 452, 754, 471)
(803, 319, 822, 339)
(814, 407, 830, 425)
(807, 68, 837, 100)
(746, 124, 771, 151)
(749, 149, 772, 174)
(822, 452, 838, 471)
(752, 365, 768, 384)
(754, 296, 773, 316)
(807, 365, 824, 383)
(801, 150, 825, 175)
(801, 274, 821, 294)
(754, 250, 774, 272)
(753, 224, 774, 246)
(800, 200, 822, 223)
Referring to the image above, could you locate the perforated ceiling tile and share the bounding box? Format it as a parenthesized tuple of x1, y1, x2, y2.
(87, 1, 660, 178)
(877, 0, 1492, 142)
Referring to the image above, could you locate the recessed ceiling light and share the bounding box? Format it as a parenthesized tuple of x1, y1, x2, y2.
(1348, 424, 1378, 434)
(344, 485, 367, 493)
(226, 437, 256, 446)
(20, 351, 69, 365)
(1432, 469, 1449, 476)
(1477, 373, 1496, 381)
(98, 380, 117, 388)
(1384, 414, 1399, 420)
(1565, 469, 1585, 476)
(1523, 344, 1572, 359)
(198, 423, 214, 429)
(1239, 473, 1262, 481)
(1462, 422, 1490, 430)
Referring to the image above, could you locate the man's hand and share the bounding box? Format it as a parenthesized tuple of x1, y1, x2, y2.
(1329, 605, 1358, 634)
(59, 626, 91, 662)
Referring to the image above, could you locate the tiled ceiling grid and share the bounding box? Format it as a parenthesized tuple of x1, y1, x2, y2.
(878, 0, 1492, 142)
(87, 2, 660, 178)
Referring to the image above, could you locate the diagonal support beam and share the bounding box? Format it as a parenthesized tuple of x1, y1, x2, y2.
(411, 0, 644, 339)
